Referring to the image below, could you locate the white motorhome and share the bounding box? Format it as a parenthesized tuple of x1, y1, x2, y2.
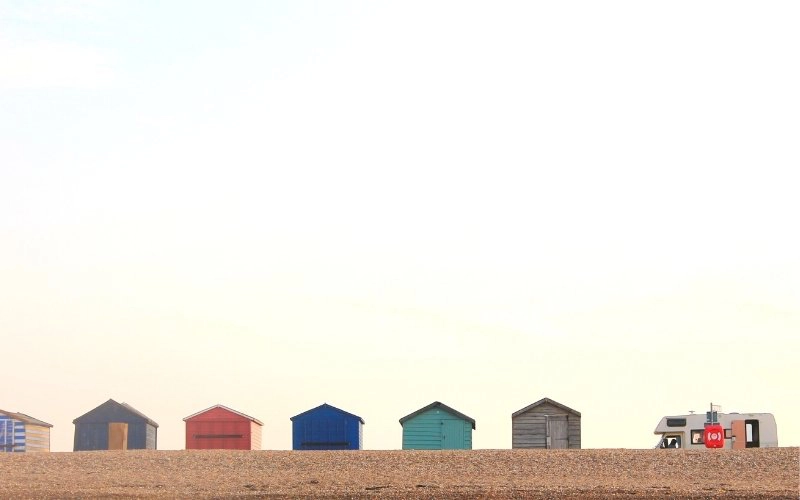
(654, 411, 778, 449)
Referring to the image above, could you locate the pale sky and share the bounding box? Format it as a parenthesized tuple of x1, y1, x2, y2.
(1, 1, 798, 452)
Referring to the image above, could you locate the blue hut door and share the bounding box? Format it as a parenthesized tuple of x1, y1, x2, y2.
(442, 420, 464, 449)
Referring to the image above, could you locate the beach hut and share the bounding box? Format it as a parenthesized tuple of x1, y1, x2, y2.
(399, 401, 475, 450)
(73, 399, 158, 451)
(0, 409, 52, 452)
(184, 404, 263, 450)
(512, 397, 581, 449)
(290, 403, 364, 450)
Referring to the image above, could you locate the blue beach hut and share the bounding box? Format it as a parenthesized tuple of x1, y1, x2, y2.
(290, 403, 364, 450)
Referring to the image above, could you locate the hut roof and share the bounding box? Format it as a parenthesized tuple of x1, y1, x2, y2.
(512, 397, 581, 418)
(0, 409, 53, 428)
(183, 404, 263, 425)
(399, 401, 476, 429)
(290, 403, 365, 424)
(73, 399, 159, 427)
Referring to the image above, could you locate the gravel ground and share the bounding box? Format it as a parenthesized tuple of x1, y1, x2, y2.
(0, 448, 797, 499)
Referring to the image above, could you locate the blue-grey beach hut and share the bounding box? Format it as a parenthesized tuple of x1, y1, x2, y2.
(512, 397, 581, 449)
(73, 399, 158, 451)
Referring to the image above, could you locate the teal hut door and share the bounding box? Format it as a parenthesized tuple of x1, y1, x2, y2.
(442, 420, 464, 449)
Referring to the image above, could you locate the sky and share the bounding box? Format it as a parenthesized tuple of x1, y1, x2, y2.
(1, 1, 798, 452)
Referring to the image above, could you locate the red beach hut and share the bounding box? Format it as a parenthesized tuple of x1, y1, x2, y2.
(183, 404, 263, 450)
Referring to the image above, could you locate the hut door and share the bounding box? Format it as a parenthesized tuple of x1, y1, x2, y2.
(108, 423, 128, 450)
(730, 420, 746, 450)
(442, 420, 464, 449)
(547, 416, 569, 449)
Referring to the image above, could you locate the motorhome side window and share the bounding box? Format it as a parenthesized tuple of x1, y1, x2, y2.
(666, 418, 686, 427)
(691, 429, 704, 444)
(660, 435, 682, 448)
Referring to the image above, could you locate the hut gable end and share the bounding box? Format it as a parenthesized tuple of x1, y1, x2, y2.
(183, 405, 262, 425)
(290, 403, 365, 425)
(184, 404, 262, 450)
(0, 410, 53, 428)
(186, 406, 237, 422)
(290, 403, 364, 450)
(400, 401, 475, 450)
(512, 397, 582, 450)
(399, 401, 476, 429)
(512, 398, 581, 418)
(73, 399, 158, 451)
(73, 399, 159, 427)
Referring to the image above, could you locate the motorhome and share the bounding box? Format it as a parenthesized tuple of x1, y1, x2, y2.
(654, 410, 777, 449)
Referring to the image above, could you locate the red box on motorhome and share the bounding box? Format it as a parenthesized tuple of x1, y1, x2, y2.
(704, 424, 724, 448)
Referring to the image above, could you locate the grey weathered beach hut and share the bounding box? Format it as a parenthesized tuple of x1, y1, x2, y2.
(512, 397, 581, 449)
(73, 399, 158, 451)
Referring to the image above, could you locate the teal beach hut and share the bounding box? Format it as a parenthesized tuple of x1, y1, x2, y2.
(399, 401, 475, 450)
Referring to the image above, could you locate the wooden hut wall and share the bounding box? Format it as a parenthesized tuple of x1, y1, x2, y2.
(512, 401, 581, 449)
(22, 423, 51, 452)
(250, 421, 262, 450)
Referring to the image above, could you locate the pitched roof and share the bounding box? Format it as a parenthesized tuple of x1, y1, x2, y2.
(0, 409, 53, 428)
(72, 399, 159, 427)
(399, 401, 476, 429)
(512, 397, 581, 418)
(290, 403, 365, 424)
(119, 402, 159, 427)
(183, 404, 263, 425)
